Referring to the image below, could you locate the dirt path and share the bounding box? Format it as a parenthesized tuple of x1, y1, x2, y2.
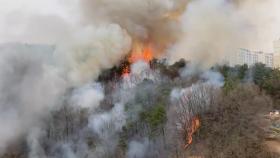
(266, 140, 280, 155)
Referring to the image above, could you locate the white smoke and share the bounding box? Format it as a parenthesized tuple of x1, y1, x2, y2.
(70, 83, 104, 109)
(0, 24, 130, 153)
(54, 24, 132, 85)
(80, 0, 183, 50)
(168, 0, 280, 68)
(0, 21, 131, 155)
(0, 0, 279, 156)
(88, 103, 126, 138)
(170, 88, 183, 103)
(0, 45, 66, 153)
(171, 69, 224, 104)
(126, 138, 150, 158)
(122, 61, 161, 89)
(61, 144, 78, 158)
(201, 70, 224, 87)
(131, 60, 150, 75)
(88, 103, 126, 156)
(27, 128, 47, 158)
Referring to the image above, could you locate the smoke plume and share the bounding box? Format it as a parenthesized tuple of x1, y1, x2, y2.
(0, 44, 66, 153)
(126, 138, 150, 158)
(168, 0, 280, 67)
(80, 0, 185, 55)
(0, 0, 279, 156)
(70, 83, 104, 109)
(54, 24, 132, 85)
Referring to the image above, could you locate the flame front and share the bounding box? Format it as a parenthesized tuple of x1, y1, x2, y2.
(122, 41, 154, 77)
(129, 41, 153, 63)
(185, 116, 200, 149)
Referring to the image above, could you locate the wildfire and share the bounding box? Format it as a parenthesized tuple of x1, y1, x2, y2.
(122, 65, 130, 77)
(128, 42, 153, 63)
(122, 41, 154, 77)
(185, 116, 200, 149)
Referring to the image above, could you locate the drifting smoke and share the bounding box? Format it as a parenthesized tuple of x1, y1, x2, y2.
(126, 138, 150, 158)
(1, 0, 280, 72)
(122, 61, 161, 89)
(130, 61, 150, 75)
(80, 0, 184, 54)
(88, 103, 126, 142)
(201, 70, 224, 87)
(88, 103, 126, 157)
(0, 20, 131, 155)
(168, 0, 280, 68)
(27, 128, 46, 158)
(0, 0, 279, 156)
(70, 83, 104, 109)
(170, 69, 224, 119)
(169, 70, 223, 149)
(171, 70, 224, 103)
(55, 24, 132, 85)
(0, 44, 66, 153)
(1, 0, 280, 66)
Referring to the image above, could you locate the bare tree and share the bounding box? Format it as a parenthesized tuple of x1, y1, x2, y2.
(164, 83, 220, 158)
(174, 84, 219, 149)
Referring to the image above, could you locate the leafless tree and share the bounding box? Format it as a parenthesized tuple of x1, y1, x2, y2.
(175, 84, 218, 147)
(165, 83, 219, 157)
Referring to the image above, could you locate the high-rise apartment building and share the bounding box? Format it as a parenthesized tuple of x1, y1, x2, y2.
(273, 39, 280, 68)
(227, 49, 275, 68)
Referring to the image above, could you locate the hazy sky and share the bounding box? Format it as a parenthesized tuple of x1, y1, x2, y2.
(0, 0, 79, 44)
(0, 0, 65, 16)
(0, 0, 279, 52)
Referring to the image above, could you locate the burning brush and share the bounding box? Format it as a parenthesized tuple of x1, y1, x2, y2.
(122, 41, 154, 77)
(174, 84, 212, 149)
(184, 116, 200, 149)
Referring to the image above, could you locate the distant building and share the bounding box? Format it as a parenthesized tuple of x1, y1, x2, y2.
(274, 40, 280, 54)
(273, 39, 280, 68)
(265, 53, 274, 68)
(227, 48, 274, 68)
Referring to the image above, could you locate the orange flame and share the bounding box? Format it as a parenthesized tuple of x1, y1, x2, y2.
(122, 42, 154, 77)
(185, 116, 200, 149)
(128, 43, 153, 63)
(122, 65, 130, 77)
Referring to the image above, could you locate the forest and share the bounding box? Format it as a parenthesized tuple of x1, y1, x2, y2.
(2, 59, 280, 158)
